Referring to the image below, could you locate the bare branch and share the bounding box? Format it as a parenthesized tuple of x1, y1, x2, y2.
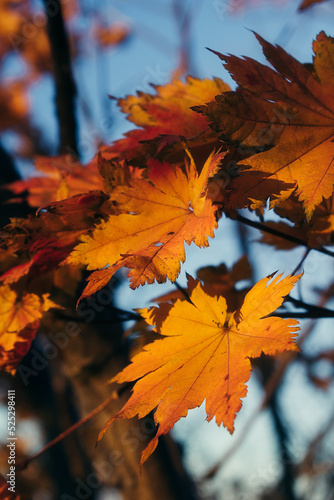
(232, 213, 334, 258)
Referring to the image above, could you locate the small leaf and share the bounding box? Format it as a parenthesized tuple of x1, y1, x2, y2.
(0, 285, 62, 373)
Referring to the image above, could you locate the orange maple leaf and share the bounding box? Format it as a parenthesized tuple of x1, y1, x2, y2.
(155, 255, 252, 312)
(195, 31, 334, 220)
(105, 76, 230, 163)
(98, 272, 301, 465)
(7, 155, 103, 207)
(0, 285, 61, 373)
(0, 192, 113, 310)
(1, 191, 111, 261)
(68, 149, 226, 293)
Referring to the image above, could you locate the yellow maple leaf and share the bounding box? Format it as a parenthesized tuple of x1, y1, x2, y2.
(106, 76, 230, 163)
(0, 285, 61, 373)
(68, 150, 226, 291)
(98, 272, 301, 465)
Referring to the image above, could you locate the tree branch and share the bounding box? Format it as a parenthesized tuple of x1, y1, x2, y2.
(232, 213, 334, 258)
(17, 384, 131, 471)
(0, 143, 20, 184)
(285, 296, 334, 316)
(274, 296, 334, 318)
(275, 311, 334, 318)
(43, 0, 78, 155)
(269, 390, 297, 500)
(55, 308, 142, 323)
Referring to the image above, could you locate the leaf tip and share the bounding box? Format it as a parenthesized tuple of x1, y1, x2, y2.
(97, 417, 115, 445)
(140, 436, 159, 467)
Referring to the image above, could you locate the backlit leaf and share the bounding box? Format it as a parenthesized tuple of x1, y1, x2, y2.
(195, 32, 334, 220)
(99, 272, 301, 465)
(106, 76, 230, 163)
(68, 150, 226, 292)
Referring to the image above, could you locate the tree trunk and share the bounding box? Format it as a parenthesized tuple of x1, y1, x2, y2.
(43, 299, 199, 500)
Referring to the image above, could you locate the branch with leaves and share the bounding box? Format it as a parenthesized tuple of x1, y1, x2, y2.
(0, 26, 333, 479)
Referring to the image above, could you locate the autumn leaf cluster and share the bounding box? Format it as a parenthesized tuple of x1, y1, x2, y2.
(1, 29, 334, 464)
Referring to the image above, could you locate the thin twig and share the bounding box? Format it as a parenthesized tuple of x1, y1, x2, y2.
(296, 410, 334, 475)
(285, 296, 334, 317)
(232, 214, 334, 258)
(17, 384, 131, 471)
(291, 249, 310, 275)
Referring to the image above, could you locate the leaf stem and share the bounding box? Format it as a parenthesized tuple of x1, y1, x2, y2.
(291, 249, 310, 275)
